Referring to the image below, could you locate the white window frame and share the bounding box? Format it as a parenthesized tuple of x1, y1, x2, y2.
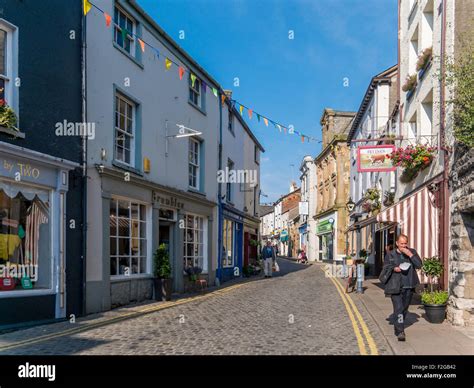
(110, 196, 151, 279)
(114, 92, 136, 167)
(0, 179, 54, 297)
(113, 6, 136, 56)
(189, 74, 201, 108)
(226, 158, 234, 203)
(0, 19, 19, 118)
(188, 138, 200, 190)
(183, 213, 208, 273)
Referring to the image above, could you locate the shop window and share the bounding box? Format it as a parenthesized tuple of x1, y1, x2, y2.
(222, 218, 234, 267)
(183, 214, 206, 271)
(0, 181, 51, 292)
(110, 198, 149, 277)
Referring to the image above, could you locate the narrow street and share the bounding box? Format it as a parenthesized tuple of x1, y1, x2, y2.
(0, 260, 391, 355)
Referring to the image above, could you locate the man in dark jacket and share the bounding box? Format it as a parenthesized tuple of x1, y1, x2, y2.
(383, 234, 422, 341)
(261, 240, 276, 278)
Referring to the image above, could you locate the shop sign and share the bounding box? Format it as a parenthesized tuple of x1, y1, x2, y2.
(2, 159, 41, 180)
(357, 145, 396, 172)
(317, 220, 333, 234)
(153, 192, 184, 209)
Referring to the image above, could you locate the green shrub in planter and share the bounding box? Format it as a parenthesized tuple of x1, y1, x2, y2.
(421, 290, 448, 305)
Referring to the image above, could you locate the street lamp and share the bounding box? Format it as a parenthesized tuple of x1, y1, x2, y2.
(346, 198, 355, 212)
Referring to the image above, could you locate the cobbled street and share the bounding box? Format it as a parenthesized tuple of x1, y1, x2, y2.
(0, 260, 392, 355)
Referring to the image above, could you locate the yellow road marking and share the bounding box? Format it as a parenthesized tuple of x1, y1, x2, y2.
(0, 282, 247, 352)
(331, 275, 379, 355)
(326, 274, 368, 355)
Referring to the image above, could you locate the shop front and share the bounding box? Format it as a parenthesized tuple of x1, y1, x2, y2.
(86, 167, 217, 314)
(316, 217, 335, 262)
(218, 205, 243, 283)
(243, 219, 259, 268)
(0, 143, 79, 327)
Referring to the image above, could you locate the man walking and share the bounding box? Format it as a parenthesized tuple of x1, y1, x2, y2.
(261, 240, 276, 278)
(382, 234, 422, 341)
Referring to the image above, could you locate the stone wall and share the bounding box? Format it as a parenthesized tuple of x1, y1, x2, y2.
(447, 144, 474, 326)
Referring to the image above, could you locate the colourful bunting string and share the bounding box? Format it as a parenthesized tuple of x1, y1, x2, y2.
(104, 12, 112, 27)
(83, 0, 321, 144)
(83, 0, 92, 16)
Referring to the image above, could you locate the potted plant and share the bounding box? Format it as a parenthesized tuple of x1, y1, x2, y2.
(421, 256, 448, 323)
(153, 243, 173, 301)
(416, 46, 433, 76)
(185, 265, 202, 282)
(402, 73, 417, 100)
(388, 144, 437, 182)
(0, 103, 20, 132)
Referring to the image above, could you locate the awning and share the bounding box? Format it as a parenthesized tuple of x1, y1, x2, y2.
(377, 186, 439, 259)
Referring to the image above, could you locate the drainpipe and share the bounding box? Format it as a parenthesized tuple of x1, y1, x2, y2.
(439, 0, 449, 290)
(81, 7, 88, 316)
(217, 91, 223, 284)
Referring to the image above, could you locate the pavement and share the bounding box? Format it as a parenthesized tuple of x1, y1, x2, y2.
(0, 258, 470, 355)
(347, 277, 474, 355)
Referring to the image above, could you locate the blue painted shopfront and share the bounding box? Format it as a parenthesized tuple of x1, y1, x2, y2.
(217, 204, 243, 283)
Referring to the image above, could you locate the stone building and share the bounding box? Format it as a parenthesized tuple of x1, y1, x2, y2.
(314, 109, 355, 263)
(447, 0, 474, 327)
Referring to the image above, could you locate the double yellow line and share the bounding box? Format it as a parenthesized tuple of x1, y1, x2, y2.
(0, 282, 246, 352)
(323, 268, 378, 355)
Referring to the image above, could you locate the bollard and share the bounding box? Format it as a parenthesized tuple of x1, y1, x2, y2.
(356, 263, 364, 294)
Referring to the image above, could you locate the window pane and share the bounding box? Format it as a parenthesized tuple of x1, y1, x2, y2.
(131, 257, 139, 274)
(131, 204, 139, 220)
(131, 238, 139, 256)
(0, 29, 6, 76)
(139, 257, 147, 274)
(118, 201, 130, 217)
(140, 239, 147, 257)
(139, 205, 146, 221)
(110, 238, 117, 256)
(111, 257, 118, 276)
(118, 238, 130, 255)
(118, 257, 130, 275)
(139, 221, 146, 238)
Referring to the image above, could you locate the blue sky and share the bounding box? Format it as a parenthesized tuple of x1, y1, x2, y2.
(138, 0, 398, 203)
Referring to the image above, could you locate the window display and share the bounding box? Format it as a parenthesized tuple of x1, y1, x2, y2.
(0, 180, 51, 292)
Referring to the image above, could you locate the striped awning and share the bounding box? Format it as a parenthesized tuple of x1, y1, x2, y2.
(377, 186, 439, 259)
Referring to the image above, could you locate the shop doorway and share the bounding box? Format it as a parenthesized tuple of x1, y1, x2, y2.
(375, 224, 396, 275)
(158, 223, 174, 274)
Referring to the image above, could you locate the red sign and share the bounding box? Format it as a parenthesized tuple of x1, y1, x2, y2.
(357, 145, 396, 172)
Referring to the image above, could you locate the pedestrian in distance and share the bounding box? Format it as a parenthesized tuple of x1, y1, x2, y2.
(261, 240, 276, 278)
(379, 234, 422, 342)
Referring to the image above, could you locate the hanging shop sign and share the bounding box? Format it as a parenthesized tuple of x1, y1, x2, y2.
(299, 201, 309, 215)
(357, 145, 396, 173)
(280, 229, 289, 242)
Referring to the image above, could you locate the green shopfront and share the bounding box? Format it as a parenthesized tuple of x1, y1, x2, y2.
(316, 216, 335, 262)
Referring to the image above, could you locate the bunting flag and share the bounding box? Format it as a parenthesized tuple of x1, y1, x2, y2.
(165, 58, 172, 70)
(212, 88, 218, 97)
(104, 12, 112, 27)
(263, 117, 268, 127)
(138, 38, 145, 53)
(239, 105, 244, 116)
(301, 135, 305, 143)
(179, 67, 185, 80)
(257, 114, 261, 122)
(283, 126, 287, 134)
(277, 124, 282, 132)
(121, 28, 128, 43)
(248, 109, 253, 119)
(190, 74, 197, 88)
(83, 0, 92, 16)
(221, 94, 226, 106)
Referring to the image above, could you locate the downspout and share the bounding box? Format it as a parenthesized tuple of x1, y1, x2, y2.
(217, 92, 223, 283)
(439, 0, 449, 290)
(81, 8, 88, 316)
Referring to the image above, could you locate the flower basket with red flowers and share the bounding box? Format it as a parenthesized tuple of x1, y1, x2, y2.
(388, 144, 436, 182)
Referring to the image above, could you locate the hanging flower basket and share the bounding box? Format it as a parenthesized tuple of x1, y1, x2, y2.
(389, 144, 436, 182)
(416, 47, 433, 73)
(402, 74, 417, 100)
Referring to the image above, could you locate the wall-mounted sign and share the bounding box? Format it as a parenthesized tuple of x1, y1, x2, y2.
(153, 192, 184, 209)
(316, 220, 333, 234)
(299, 201, 309, 215)
(357, 145, 396, 172)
